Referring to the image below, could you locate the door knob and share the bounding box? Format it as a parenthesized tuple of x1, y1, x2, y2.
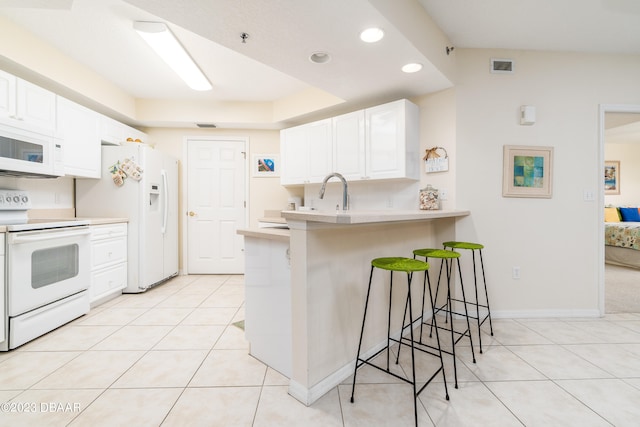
(188, 211, 196, 217)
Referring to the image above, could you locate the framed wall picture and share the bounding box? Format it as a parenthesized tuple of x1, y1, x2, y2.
(502, 145, 553, 198)
(252, 154, 279, 177)
(604, 160, 620, 195)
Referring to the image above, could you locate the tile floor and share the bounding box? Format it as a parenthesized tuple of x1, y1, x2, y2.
(0, 274, 639, 426)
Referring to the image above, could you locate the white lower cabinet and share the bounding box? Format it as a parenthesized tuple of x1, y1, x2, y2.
(89, 223, 127, 306)
(244, 236, 291, 377)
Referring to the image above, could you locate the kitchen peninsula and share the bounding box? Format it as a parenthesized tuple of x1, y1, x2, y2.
(238, 208, 470, 406)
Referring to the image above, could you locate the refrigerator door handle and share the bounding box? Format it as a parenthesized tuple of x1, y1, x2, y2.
(161, 169, 168, 235)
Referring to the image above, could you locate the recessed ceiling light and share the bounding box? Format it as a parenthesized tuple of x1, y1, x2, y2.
(360, 27, 384, 43)
(309, 51, 331, 64)
(402, 63, 423, 73)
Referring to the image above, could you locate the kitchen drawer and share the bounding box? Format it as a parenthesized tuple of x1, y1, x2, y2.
(90, 223, 127, 240)
(91, 262, 127, 301)
(91, 235, 127, 269)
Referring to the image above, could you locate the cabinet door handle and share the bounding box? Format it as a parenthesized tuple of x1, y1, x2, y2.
(188, 211, 196, 217)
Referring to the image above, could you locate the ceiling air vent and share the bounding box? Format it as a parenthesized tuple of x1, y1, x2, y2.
(196, 123, 217, 128)
(491, 58, 514, 74)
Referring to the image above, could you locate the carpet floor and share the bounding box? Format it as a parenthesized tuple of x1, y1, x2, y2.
(605, 263, 640, 313)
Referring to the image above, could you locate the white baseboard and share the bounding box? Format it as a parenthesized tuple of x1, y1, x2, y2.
(490, 309, 602, 318)
(288, 315, 425, 406)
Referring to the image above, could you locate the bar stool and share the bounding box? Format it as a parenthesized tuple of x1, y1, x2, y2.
(413, 249, 476, 389)
(350, 257, 449, 427)
(443, 241, 494, 354)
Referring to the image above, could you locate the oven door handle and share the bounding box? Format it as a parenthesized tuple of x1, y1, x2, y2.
(8, 228, 91, 244)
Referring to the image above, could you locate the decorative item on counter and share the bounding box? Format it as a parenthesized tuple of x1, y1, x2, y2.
(419, 184, 440, 210)
(287, 196, 301, 211)
(424, 146, 449, 173)
(120, 157, 143, 181)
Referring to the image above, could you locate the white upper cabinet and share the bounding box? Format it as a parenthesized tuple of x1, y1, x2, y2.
(57, 97, 101, 178)
(365, 99, 419, 181)
(99, 115, 126, 145)
(280, 99, 419, 186)
(333, 109, 365, 181)
(306, 119, 333, 182)
(0, 70, 56, 135)
(99, 114, 148, 146)
(280, 118, 332, 185)
(0, 71, 16, 122)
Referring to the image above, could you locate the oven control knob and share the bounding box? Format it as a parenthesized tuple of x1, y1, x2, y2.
(13, 195, 20, 203)
(21, 196, 28, 203)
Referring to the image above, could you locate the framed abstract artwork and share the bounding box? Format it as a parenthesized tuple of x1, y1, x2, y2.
(502, 145, 553, 198)
(604, 160, 620, 195)
(252, 154, 279, 177)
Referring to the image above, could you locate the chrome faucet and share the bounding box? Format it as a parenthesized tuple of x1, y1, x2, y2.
(319, 172, 349, 211)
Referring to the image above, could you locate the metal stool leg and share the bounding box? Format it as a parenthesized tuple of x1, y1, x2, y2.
(444, 258, 459, 388)
(456, 258, 476, 364)
(350, 265, 375, 403)
(426, 268, 449, 400)
(471, 250, 483, 353)
(406, 271, 418, 426)
(479, 249, 494, 336)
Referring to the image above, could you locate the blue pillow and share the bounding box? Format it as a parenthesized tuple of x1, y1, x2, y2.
(619, 207, 640, 222)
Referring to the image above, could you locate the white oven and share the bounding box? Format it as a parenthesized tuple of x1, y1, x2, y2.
(0, 125, 64, 177)
(7, 226, 90, 314)
(1, 190, 90, 350)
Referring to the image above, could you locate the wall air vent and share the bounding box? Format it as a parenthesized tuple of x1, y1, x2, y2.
(491, 58, 514, 74)
(196, 123, 217, 128)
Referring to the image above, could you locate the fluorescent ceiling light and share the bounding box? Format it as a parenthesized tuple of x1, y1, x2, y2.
(402, 63, 423, 73)
(134, 21, 212, 91)
(360, 27, 384, 43)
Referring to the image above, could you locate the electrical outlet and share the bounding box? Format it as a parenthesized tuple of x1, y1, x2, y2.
(440, 189, 448, 200)
(512, 266, 521, 279)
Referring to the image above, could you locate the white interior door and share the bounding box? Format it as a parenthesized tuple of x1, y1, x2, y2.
(186, 138, 246, 274)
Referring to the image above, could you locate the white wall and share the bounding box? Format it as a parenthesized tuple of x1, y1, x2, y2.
(145, 127, 298, 223)
(455, 49, 640, 316)
(0, 176, 74, 210)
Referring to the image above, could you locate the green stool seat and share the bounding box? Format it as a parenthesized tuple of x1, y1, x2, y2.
(372, 257, 429, 272)
(351, 256, 449, 426)
(443, 241, 484, 250)
(442, 241, 494, 354)
(413, 248, 460, 259)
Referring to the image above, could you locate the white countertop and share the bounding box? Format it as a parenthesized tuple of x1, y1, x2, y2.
(237, 227, 290, 242)
(281, 209, 470, 224)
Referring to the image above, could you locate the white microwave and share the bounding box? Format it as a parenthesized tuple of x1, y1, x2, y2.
(0, 125, 63, 178)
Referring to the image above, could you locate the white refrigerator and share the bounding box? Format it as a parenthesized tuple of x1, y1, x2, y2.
(76, 144, 179, 293)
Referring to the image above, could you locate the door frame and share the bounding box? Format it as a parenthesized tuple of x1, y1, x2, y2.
(181, 135, 249, 275)
(598, 104, 640, 315)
